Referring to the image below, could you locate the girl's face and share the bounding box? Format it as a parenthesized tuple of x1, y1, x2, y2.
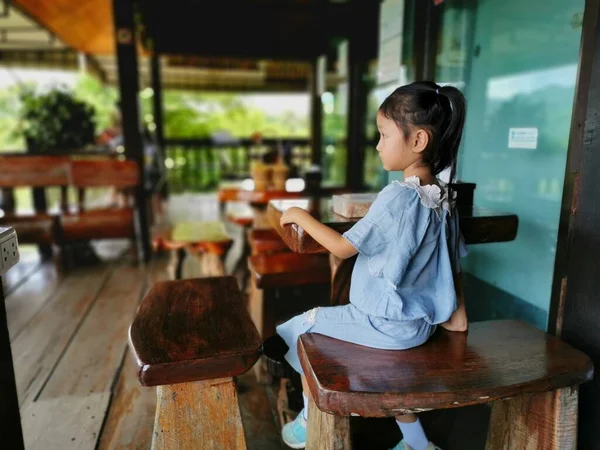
(376, 112, 428, 172)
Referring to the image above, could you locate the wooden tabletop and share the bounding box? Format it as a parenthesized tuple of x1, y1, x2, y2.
(267, 197, 519, 253)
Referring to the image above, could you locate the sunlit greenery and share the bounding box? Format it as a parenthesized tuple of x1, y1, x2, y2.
(0, 72, 361, 190)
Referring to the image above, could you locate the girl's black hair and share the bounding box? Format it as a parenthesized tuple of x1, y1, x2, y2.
(378, 81, 466, 181)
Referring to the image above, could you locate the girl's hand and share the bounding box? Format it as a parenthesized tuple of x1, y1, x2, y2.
(280, 206, 308, 227)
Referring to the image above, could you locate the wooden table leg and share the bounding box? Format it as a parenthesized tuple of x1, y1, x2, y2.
(329, 254, 357, 306)
(485, 387, 578, 450)
(306, 397, 351, 450)
(152, 377, 246, 450)
(175, 248, 186, 280)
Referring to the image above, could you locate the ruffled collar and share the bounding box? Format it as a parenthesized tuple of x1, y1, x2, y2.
(393, 176, 452, 220)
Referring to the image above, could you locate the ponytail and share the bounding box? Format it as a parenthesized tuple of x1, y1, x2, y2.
(437, 85, 466, 183)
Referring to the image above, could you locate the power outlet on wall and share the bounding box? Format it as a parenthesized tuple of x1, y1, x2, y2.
(0, 228, 19, 275)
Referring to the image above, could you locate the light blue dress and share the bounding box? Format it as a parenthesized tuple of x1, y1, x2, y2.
(276, 176, 469, 374)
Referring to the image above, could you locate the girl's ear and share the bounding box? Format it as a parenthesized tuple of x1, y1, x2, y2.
(412, 129, 429, 154)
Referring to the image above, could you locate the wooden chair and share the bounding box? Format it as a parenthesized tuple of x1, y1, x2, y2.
(129, 276, 261, 450)
(298, 320, 594, 449)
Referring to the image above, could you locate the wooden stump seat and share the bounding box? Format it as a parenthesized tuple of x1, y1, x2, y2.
(129, 276, 261, 449)
(248, 228, 289, 255)
(298, 320, 594, 450)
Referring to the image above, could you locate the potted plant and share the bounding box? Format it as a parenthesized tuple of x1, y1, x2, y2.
(18, 87, 96, 153)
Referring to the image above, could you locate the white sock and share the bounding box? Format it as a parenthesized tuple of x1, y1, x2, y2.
(302, 393, 309, 420)
(396, 418, 429, 450)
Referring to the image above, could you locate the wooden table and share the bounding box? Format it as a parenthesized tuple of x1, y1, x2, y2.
(218, 178, 306, 206)
(268, 197, 518, 305)
(219, 178, 307, 230)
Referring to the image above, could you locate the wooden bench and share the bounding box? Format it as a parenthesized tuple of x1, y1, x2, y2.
(0, 156, 70, 257)
(298, 320, 594, 449)
(129, 276, 261, 449)
(0, 156, 141, 267)
(60, 159, 139, 265)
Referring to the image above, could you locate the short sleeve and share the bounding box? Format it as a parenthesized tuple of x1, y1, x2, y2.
(342, 184, 399, 257)
(447, 209, 468, 274)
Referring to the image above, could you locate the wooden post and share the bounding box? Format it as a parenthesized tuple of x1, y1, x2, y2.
(413, 0, 443, 81)
(486, 387, 578, 450)
(0, 275, 25, 449)
(547, 0, 600, 447)
(306, 397, 351, 450)
(310, 56, 324, 166)
(152, 377, 246, 450)
(113, 0, 152, 262)
(150, 53, 168, 198)
(345, 37, 369, 191)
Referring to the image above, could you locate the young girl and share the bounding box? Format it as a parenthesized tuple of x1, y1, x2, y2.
(276, 81, 469, 450)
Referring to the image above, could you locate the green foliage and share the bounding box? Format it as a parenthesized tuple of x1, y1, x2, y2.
(17, 86, 96, 152)
(0, 84, 25, 150)
(140, 90, 309, 138)
(73, 74, 118, 132)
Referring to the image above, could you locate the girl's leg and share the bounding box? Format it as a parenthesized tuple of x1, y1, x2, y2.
(395, 413, 417, 423)
(394, 414, 429, 450)
(301, 375, 310, 419)
(281, 375, 310, 448)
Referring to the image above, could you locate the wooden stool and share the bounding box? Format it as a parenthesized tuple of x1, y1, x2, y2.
(248, 252, 331, 337)
(248, 252, 330, 384)
(298, 320, 593, 450)
(129, 277, 262, 450)
(153, 221, 233, 279)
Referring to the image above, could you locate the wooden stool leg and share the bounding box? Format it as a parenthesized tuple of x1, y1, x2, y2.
(306, 397, 351, 450)
(205, 253, 225, 276)
(486, 387, 578, 450)
(152, 377, 246, 450)
(166, 249, 178, 280)
(248, 277, 273, 384)
(249, 276, 265, 338)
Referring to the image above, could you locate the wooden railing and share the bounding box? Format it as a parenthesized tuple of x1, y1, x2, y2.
(164, 138, 312, 193)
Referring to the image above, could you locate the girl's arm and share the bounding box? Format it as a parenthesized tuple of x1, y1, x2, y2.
(440, 273, 468, 332)
(280, 207, 358, 259)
